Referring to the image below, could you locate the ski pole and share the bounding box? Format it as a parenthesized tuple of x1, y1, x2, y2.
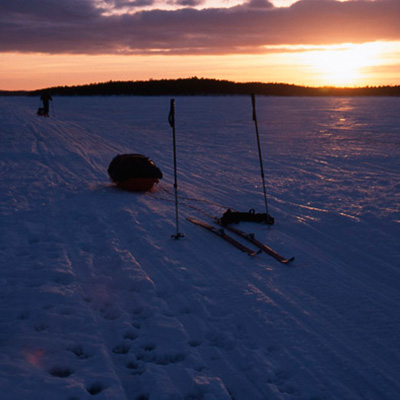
(169, 99, 184, 239)
(251, 94, 270, 219)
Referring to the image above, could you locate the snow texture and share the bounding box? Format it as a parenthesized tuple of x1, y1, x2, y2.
(1, 95, 400, 400)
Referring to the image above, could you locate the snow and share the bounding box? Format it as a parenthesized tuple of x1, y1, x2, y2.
(1, 95, 399, 400)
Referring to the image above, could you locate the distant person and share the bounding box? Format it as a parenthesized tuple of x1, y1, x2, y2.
(38, 92, 52, 117)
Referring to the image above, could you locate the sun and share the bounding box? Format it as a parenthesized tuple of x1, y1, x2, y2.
(303, 42, 384, 87)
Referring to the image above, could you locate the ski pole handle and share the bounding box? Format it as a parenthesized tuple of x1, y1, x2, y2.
(168, 99, 175, 128)
(251, 93, 256, 121)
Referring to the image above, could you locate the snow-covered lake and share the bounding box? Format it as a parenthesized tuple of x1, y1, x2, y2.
(1, 95, 399, 400)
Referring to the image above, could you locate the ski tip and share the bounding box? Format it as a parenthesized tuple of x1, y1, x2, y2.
(281, 257, 295, 264)
(248, 249, 262, 257)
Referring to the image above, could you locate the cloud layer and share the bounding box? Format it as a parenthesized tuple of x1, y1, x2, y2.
(1, 0, 399, 55)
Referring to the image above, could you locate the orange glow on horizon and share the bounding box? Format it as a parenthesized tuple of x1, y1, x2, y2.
(298, 42, 387, 87)
(0, 41, 399, 91)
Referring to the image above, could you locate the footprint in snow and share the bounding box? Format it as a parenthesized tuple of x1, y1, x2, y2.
(112, 343, 131, 354)
(126, 360, 146, 375)
(155, 352, 186, 365)
(67, 344, 90, 359)
(135, 394, 149, 400)
(86, 382, 106, 396)
(188, 339, 202, 348)
(48, 366, 74, 378)
(131, 321, 141, 329)
(51, 271, 75, 286)
(136, 344, 156, 362)
(136, 343, 186, 365)
(142, 343, 156, 352)
(123, 330, 139, 340)
(17, 310, 30, 320)
(82, 295, 92, 303)
(101, 306, 122, 321)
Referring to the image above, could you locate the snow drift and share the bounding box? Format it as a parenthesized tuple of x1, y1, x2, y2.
(0, 95, 399, 400)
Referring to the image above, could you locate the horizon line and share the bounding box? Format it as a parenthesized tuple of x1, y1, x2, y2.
(1, 77, 399, 94)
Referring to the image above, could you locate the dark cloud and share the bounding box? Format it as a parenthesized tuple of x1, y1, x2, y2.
(174, 0, 205, 8)
(0, 0, 399, 55)
(243, 0, 274, 9)
(112, 0, 158, 9)
(0, 0, 97, 20)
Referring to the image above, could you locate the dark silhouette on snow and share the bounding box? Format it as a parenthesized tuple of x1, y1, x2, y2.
(38, 92, 52, 116)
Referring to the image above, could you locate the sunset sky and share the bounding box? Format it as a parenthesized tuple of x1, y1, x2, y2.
(1, 0, 399, 90)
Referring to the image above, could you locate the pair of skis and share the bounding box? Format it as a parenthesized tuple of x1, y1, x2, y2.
(187, 217, 294, 264)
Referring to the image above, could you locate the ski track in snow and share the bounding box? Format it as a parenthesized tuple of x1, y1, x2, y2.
(1, 96, 400, 400)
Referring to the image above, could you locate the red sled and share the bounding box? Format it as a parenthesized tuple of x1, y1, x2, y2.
(108, 154, 162, 192)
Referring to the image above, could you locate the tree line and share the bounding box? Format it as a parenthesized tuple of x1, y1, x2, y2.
(1, 77, 400, 96)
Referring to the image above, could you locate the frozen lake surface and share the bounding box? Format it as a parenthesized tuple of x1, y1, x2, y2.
(0, 95, 399, 400)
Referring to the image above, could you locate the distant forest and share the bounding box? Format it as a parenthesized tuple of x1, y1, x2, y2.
(2, 77, 400, 96)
